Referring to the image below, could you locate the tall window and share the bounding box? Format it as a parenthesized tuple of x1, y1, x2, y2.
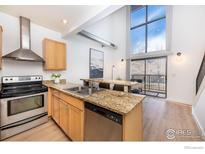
(130, 5, 166, 54)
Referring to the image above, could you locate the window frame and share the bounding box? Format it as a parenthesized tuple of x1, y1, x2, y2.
(130, 56, 168, 98)
(130, 5, 166, 54)
(125, 6, 172, 81)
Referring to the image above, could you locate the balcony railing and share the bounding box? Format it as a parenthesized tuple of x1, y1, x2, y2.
(131, 74, 167, 98)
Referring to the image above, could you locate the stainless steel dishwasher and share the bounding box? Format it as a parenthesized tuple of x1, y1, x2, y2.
(84, 102, 123, 141)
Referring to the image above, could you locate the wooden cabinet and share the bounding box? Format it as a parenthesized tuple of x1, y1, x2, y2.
(49, 87, 143, 141)
(55, 42, 66, 69)
(43, 38, 66, 70)
(69, 105, 84, 141)
(50, 88, 84, 141)
(123, 103, 143, 141)
(52, 96, 60, 124)
(59, 100, 69, 134)
(48, 88, 52, 117)
(0, 26, 2, 69)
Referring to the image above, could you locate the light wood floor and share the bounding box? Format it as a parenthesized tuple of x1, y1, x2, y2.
(4, 97, 203, 141)
(5, 119, 69, 141)
(143, 97, 202, 141)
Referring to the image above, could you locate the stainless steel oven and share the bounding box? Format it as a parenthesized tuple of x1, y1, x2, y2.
(1, 92, 47, 127)
(0, 76, 48, 140)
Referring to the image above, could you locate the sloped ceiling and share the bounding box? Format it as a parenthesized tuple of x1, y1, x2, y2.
(0, 5, 110, 34)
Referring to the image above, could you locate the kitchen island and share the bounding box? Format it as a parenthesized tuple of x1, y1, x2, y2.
(44, 81, 145, 141)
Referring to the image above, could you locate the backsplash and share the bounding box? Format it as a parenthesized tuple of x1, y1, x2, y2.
(0, 12, 67, 81)
(0, 60, 67, 81)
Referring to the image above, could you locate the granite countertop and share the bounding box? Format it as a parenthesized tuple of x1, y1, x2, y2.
(84, 90, 145, 115)
(81, 78, 139, 86)
(44, 81, 145, 115)
(43, 81, 85, 99)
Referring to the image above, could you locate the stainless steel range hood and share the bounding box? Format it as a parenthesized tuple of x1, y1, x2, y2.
(3, 16, 45, 62)
(78, 30, 117, 49)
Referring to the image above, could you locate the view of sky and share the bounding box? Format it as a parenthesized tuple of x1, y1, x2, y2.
(131, 26, 146, 53)
(147, 19, 166, 52)
(130, 5, 166, 54)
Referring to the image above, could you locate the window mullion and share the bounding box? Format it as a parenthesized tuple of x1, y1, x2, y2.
(145, 6, 148, 53)
(130, 16, 166, 30)
(144, 6, 148, 95)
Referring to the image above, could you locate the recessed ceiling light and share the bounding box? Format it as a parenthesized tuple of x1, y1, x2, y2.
(61, 19, 68, 24)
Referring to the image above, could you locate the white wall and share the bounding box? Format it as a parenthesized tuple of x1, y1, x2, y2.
(113, 6, 205, 104)
(1, 6, 204, 105)
(0, 12, 67, 80)
(66, 35, 113, 84)
(85, 6, 127, 80)
(108, 6, 205, 105)
(193, 84, 205, 136)
(167, 6, 205, 104)
(0, 7, 127, 84)
(66, 7, 127, 84)
(96, 5, 205, 105)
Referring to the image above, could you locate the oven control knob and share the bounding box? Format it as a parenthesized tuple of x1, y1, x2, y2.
(10, 78, 13, 80)
(5, 78, 8, 81)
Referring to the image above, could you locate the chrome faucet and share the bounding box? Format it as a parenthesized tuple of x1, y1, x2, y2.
(88, 81, 93, 95)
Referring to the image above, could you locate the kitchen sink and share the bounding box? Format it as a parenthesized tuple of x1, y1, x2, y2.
(64, 86, 103, 96)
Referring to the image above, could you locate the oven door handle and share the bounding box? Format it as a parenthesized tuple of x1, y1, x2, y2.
(0, 112, 48, 131)
(0, 92, 47, 101)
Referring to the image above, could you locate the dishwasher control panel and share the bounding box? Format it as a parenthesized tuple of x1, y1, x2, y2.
(85, 102, 122, 125)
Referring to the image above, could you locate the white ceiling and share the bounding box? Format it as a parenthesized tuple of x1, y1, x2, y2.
(0, 5, 109, 34)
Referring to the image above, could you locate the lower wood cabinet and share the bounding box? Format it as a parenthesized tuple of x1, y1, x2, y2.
(59, 100, 69, 135)
(50, 88, 84, 141)
(69, 105, 84, 141)
(52, 96, 60, 124)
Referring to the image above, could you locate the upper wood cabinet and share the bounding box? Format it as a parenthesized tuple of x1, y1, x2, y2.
(0, 26, 3, 69)
(43, 38, 66, 70)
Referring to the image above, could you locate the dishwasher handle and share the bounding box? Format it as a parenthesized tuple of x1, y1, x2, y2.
(85, 102, 122, 125)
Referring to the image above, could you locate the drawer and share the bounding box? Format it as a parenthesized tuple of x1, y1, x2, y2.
(60, 92, 84, 111)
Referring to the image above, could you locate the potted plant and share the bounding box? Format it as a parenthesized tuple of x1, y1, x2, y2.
(51, 73, 61, 84)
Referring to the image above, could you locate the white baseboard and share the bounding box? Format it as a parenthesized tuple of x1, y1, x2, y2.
(192, 106, 205, 139)
(166, 99, 192, 106)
